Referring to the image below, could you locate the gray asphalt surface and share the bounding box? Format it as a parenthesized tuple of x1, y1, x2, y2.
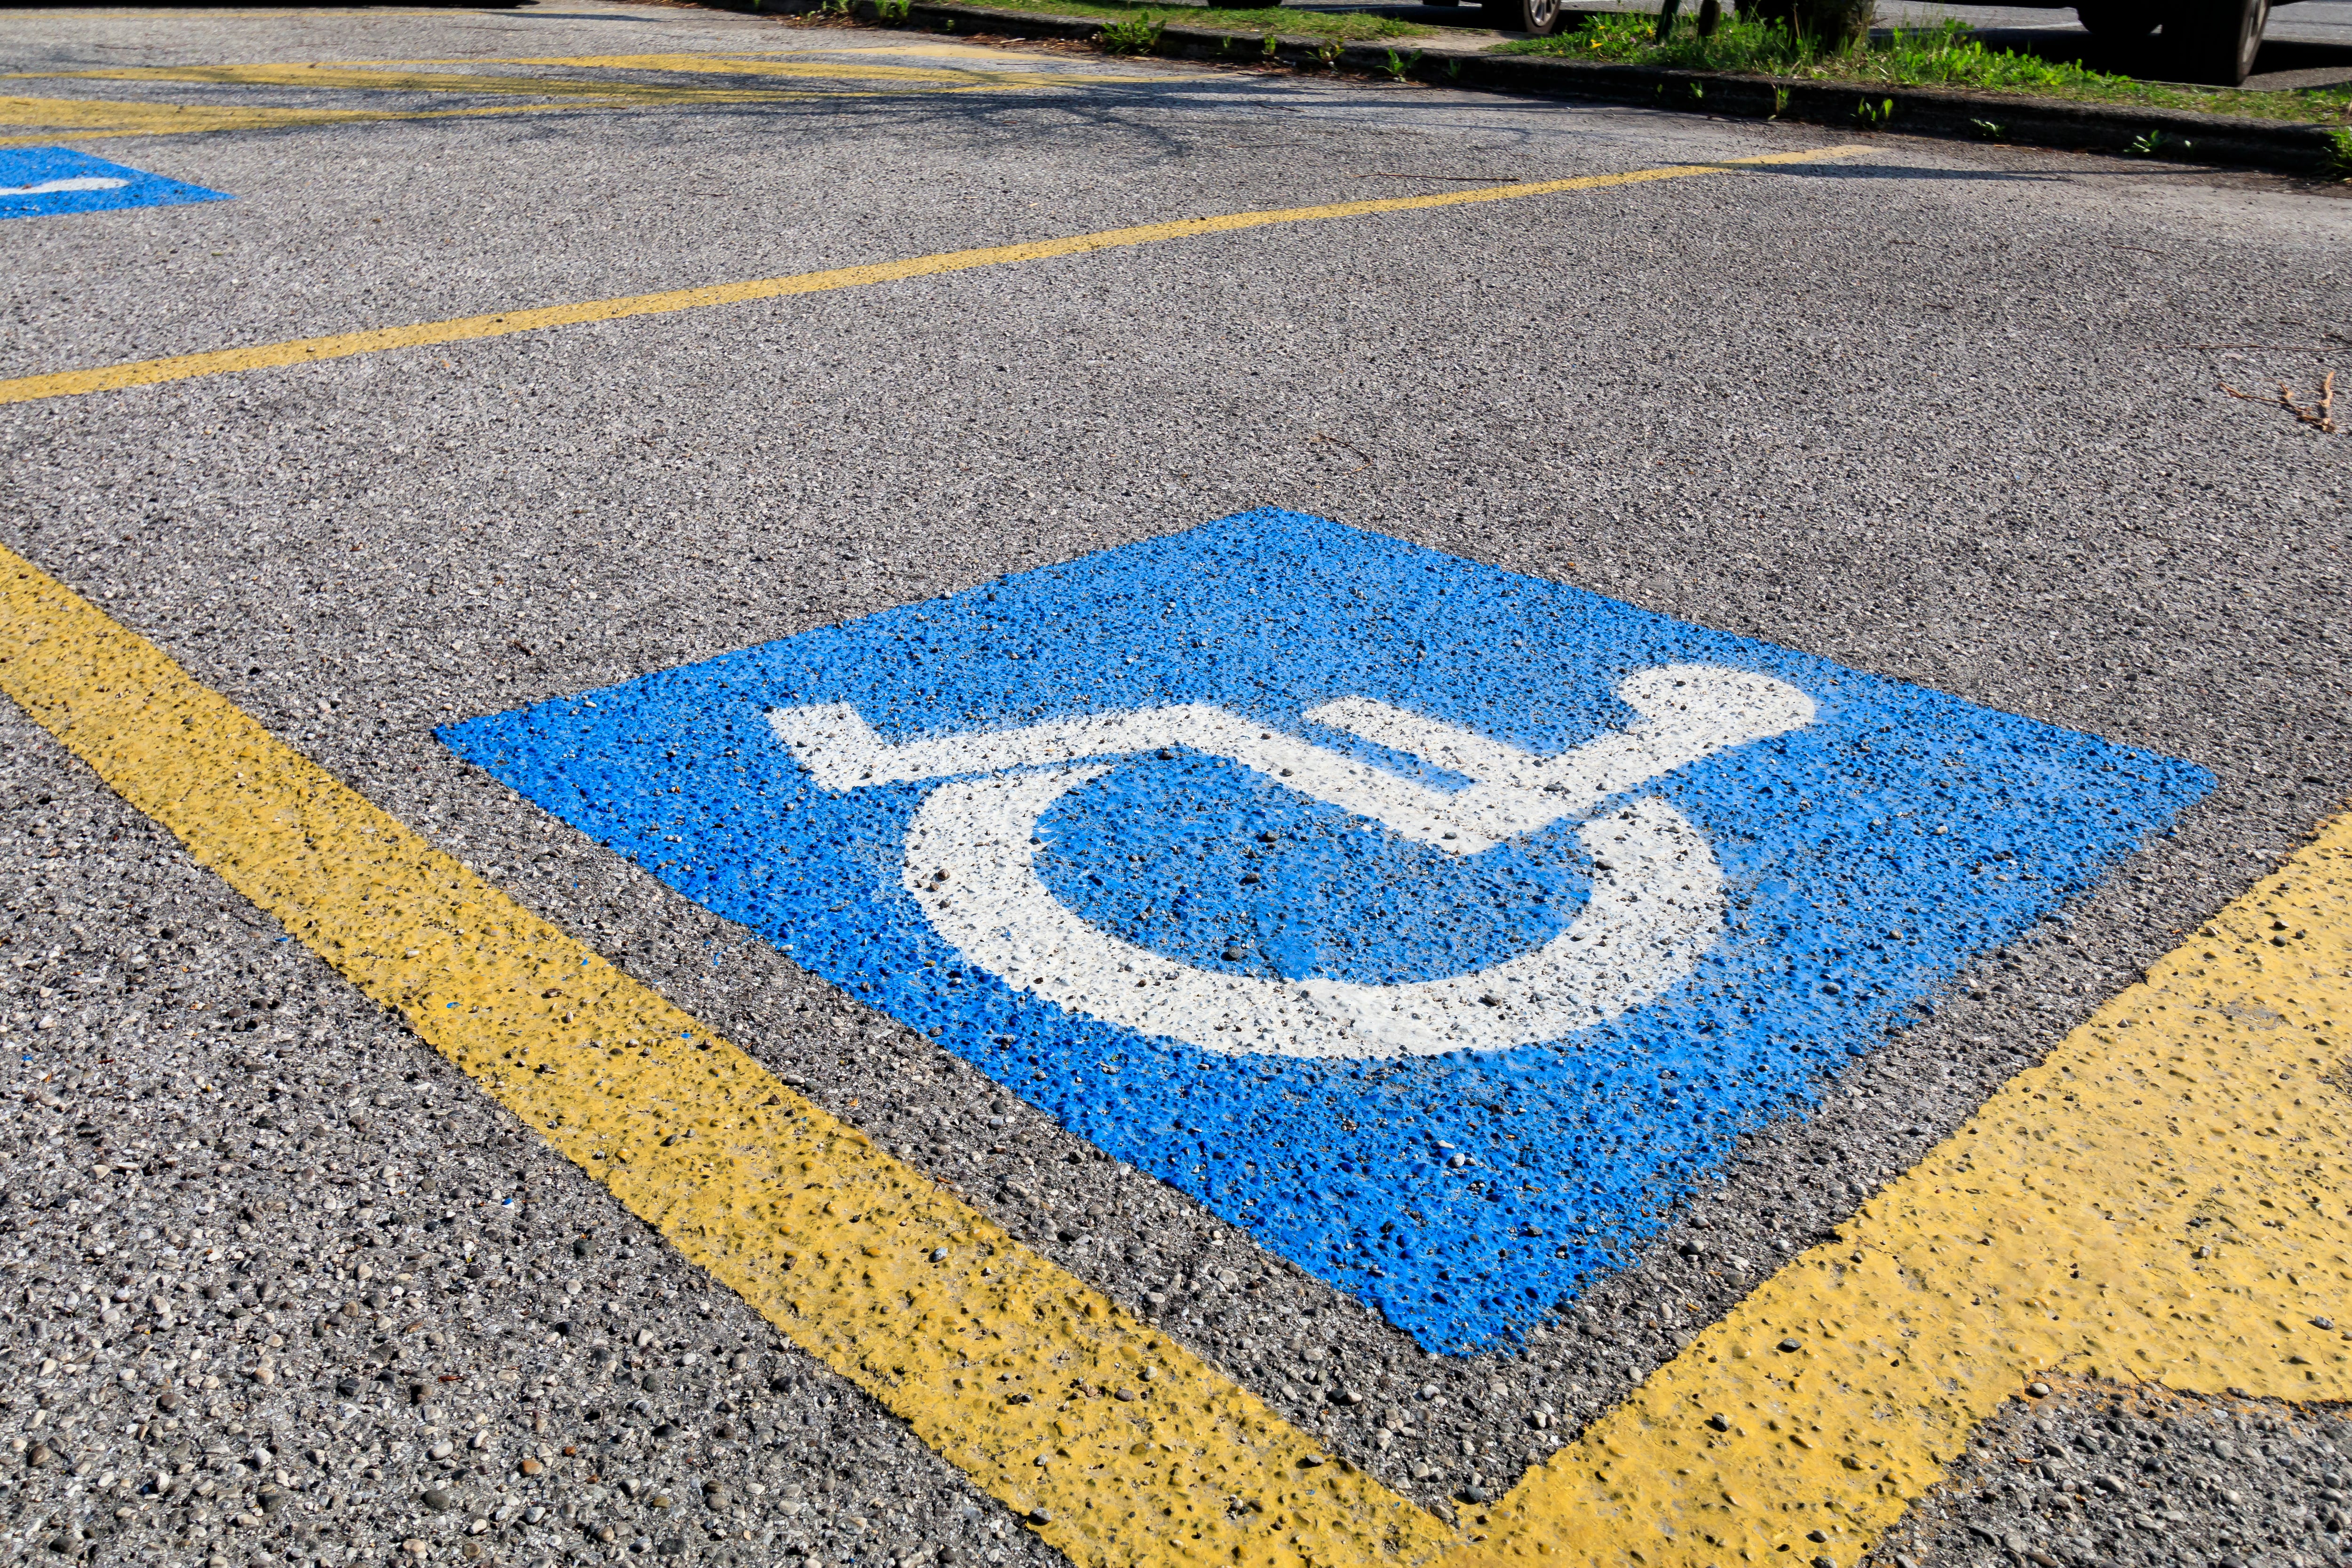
(1, 5, 2350, 1568)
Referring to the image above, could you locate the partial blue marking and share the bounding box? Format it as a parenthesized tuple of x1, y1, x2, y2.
(0, 148, 231, 221)
(441, 510, 2211, 1354)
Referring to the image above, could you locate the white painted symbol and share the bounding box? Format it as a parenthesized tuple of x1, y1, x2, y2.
(0, 176, 131, 196)
(770, 664, 1814, 1060)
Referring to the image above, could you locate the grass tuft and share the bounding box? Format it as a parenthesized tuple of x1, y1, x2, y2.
(1494, 13, 2352, 126)
(1097, 8, 1164, 49)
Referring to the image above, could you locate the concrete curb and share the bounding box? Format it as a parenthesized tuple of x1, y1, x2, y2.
(725, 0, 2347, 178)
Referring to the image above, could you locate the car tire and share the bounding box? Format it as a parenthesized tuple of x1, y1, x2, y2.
(2160, 0, 2270, 84)
(2073, 2, 2156, 39)
(1481, 0, 1565, 34)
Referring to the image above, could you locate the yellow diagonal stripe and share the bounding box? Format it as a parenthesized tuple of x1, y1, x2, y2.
(0, 145, 1867, 406)
(0, 91, 804, 145)
(0, 75, 1050, 148)
(1463, 814, 2352, 1566)
(484, 52, 1089, 82)
(10, 64, 692, 95)
(0, 547, 1454, 1568)
(11, 57, 1079, 88)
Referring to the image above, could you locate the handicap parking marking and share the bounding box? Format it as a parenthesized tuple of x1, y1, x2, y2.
(444, 509, 2213, 1355)
(0, 146, 229, 219)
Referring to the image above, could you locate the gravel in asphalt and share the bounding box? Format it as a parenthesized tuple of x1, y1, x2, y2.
(0, 3, 2348, 1565)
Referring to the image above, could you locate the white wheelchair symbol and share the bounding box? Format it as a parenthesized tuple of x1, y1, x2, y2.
(769, 664, 1813, 1061)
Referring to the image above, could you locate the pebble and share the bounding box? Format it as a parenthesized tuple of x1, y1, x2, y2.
(423, 1488, 455, 1512)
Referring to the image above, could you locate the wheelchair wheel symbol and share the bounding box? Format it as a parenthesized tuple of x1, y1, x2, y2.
(771, 664, 1813, 1060)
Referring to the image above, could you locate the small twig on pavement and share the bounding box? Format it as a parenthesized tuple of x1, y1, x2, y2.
(1362, 171, 1521, 182)
(2219, 370, 2337, 434)
(2286, 370, 2336, 433)
(1311, 432, 1371, 470)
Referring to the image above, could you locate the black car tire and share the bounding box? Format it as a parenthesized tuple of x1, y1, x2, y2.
(2160, 0, 2271, 84)
(2074, 2, 2157, 39)
(1481, 0, 1565, 34)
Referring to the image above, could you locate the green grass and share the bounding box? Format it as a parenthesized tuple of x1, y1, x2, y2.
(1494, 13, 2352, 127)
(943, 0, 1433, 40)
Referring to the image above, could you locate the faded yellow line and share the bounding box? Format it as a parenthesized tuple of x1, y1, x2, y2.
(0, 550, 1454, 1568)
(10, 56, 1090, 88)
(0, 144, 1866, 405)
(1459, 815, 2352, 1567)
(8, 64, 688, 94)
(0, 90, 846, 146)
(488, 51, 1102, 82)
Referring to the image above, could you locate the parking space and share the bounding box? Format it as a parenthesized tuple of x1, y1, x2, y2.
(0, 3, 2348, 1567)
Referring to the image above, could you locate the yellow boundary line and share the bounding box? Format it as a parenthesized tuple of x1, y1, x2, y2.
(0, 145, 1868, 406)
(0, 525, 2344, 1566)
(1461, 818, 2352, 1564)
(0, 77, 1053, 148)
(9, 55, 1100, 87)
(0, 548, 1453, 1568)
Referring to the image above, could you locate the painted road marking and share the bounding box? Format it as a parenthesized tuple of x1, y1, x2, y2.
(1467, 809, 2350, 1566)
(13, 56, 1100, 91)
(0, 145, 1867, 406)
(0, 545, 1451, 1568)
(0, 175, 126, 193)
(0, 88, 925, 148)
(771, 665, 1814, 1059)
(443, 511, 2210, 1354)
(0, 146, 228, 219)
(0, 521, 2340, 1566)
(0, 52, 1184, 151)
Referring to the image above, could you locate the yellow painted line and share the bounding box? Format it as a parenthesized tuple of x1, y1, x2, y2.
(493, 51, 1102, 82)
(10, 56, 1092, 88)
(0, 71, 1083, 148)
(0, 546, 1454, 1568)
(0, 144, 1866, 406)
(1460, 814, 2352, 1567)
(0, 91, 828, 146)
(8, 64, 687, 94)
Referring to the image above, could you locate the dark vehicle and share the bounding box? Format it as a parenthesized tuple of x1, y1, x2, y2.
(1464, 0, 2294, 88)
(2072, 0, 2294, 84)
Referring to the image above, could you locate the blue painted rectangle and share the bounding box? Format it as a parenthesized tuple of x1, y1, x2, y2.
(0, 147, 231, 220)
(442, 511, 2211, 1354)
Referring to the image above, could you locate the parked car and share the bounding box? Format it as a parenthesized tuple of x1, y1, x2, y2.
(2073, 0, 2292, 85)
(1459, 0, 2291, 88)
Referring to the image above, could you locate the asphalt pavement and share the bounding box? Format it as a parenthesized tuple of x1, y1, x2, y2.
(0, 6, 2348, 1568)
